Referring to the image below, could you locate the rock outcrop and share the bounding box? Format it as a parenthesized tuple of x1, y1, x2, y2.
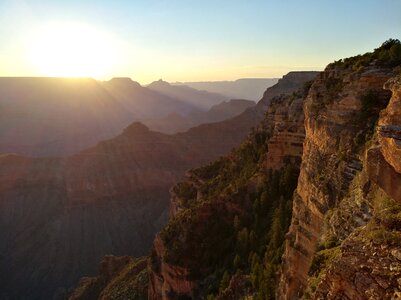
(308, 76, 401, 300)
(378, 77, 401, 175)
(368, 76, 401, 202)
(263, 92, 306, 170)
(278, 41, 401, 299)
(312, 222, 401, 299)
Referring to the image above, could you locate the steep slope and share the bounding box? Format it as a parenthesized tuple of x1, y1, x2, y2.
(143, 99, 255, 134)
(278, 39, 401, 299)
(174, 72, 319, 152)
(306, 76, 401, 300)
(148, 84, 311, 299)
(147, 80, 228, 111)
(174, 78, 279, 101)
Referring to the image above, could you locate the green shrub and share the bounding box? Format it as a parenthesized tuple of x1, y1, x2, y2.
(308, 246, 341, 279)
(366, 226, 401, 246)
(173, 182, 197, 203)
(324, 77, 343, 104)
(327, 39, 401, 70)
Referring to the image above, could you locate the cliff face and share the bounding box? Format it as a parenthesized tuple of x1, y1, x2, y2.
(148, 79, 315, 299)
(263, 91, 306, 170)
(368, 76, 401, 201)
(278, 41, 401, 299)
(308, 76, 401, 300)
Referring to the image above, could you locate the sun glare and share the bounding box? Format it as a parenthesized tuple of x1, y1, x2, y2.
(29, 23, 118, 78)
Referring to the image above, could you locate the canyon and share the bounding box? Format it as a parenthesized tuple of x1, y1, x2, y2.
(71, 40, 401, 300)
(0, 72, 316, 299)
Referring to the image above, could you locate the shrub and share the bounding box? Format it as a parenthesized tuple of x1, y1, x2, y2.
(173, 182, 197, 203)
(308, 246, 341, 278)
(327, 39, 401, 71)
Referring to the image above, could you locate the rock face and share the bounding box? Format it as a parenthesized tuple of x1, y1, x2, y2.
(378, 77, 401, 175)
(312, 228, 401, 299)
(263, 94, 306, 170)
(368, 77, 401, 202)
(149, 234, 198, 299)
(278, 43, 401, 298)
(309, 77, 401, 300)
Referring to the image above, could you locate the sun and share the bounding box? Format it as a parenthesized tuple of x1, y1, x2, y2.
(29, 23, 119, 78)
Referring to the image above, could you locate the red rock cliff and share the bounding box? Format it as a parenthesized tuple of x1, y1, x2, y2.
(278, 58, 399, 298)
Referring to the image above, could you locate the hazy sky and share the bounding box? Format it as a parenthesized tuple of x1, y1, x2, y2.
(0, 0, 400, 83)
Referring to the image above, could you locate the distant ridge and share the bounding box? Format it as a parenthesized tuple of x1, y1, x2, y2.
(147, 79, 228, 111)
(174, 78, 279, 101)
(0, 77, 229, 156)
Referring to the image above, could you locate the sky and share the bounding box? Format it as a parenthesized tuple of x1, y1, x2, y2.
(0, 0, 400, 83)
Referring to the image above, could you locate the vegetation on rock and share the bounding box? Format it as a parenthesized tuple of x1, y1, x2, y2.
(328, 38, 401, 70)
(157, 91, 303, 299)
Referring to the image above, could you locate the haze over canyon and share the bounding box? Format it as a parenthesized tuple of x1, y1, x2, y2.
(0, 1, 400, 299)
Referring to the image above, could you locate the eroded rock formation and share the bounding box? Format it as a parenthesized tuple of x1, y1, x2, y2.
(306, 76, 401, 300)
(278, 64, 394, 299)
